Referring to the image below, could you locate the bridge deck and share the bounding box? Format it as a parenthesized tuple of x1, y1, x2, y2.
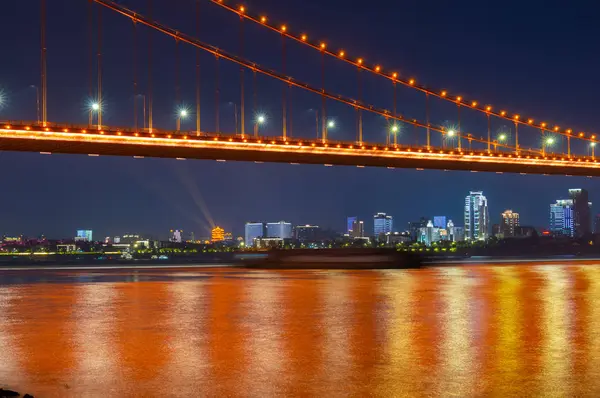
(1, 122, 599, 177)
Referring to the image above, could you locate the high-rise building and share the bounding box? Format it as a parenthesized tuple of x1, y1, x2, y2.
(266, 221, 293, 239)
(245, 222, 266, 247)
(347, 217, 357, 235)
(211, 226, 225, 242)
(454, 227, 465, 242)
(446, 219, 455, 241)
(501, 210, 520, 238)
(464, 191, 489, 241)
(295, 225, 321, 242)
(351, 220, 365, 238)
(373, 213, 393, 236)
(433, 216, 447, 229)
(408, 217, 428, 241)
(550, 199, 574, 237)
(418, 220, 441, 246)
(75, 230, 93, 242)
(569, 189, 592, 237)
(169, 229, 183, 243)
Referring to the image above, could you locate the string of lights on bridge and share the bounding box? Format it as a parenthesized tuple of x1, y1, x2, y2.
(210, 0, 599, 149)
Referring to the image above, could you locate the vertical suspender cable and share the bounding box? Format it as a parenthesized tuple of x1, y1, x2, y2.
(288, 83, 292, 137)
(426, 93, 430, 148)
(515, 122, 519, 153)
(175, 38, 180, 107)
(321, 52, 326, 141)
(97, 5, 102, 129)
(282, 34, 287, 139)
(40, 0, 47, 126)
(487, 112, 491, 152)
(196, 0, 201, 135)
(215, 54, 220, 133)
(133, 17, 138, 133)
(457, 103, 461, 150)
(147, 0, 153, 133)
(393, 82, 397, 146)
(357, 67, 363, 145)
(88, 0, 94, 127)
(239, 15, 245, 137)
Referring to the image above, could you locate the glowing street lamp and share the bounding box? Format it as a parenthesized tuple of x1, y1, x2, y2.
(327, 120, 335, 129)
(390, 124, 399, 145)
(498, 133, 507, 142)
(542, 136, 555, 156)
(176, 108, 188, 132)
(88, 101, 102, 129)
(254, 114, 266, 137)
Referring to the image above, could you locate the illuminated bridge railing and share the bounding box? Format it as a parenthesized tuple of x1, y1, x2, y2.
(2, 121, 600, 177)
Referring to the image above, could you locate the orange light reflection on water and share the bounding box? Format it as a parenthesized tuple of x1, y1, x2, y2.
(1, 264, 600, 396)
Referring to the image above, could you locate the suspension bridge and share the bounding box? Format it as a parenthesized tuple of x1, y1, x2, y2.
(1, 0, 599, 176)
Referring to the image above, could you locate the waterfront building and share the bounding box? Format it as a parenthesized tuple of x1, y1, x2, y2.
(295, 225, 321, 242)
(373, 213, 393, 236)
(433, 216, 447, 229)
(408, 217, 428, 241)
(245, 222, 266, 247)
(347, 217, 357, 235)
(75, 229, 93, 242)
(211, 226, 225, 242)
(267, 221, 293, 239)
(419, 220, 441, 246)
(550, 199, 574, 237)
(501, 210, 520, 238)
(348, 219, 364, 238)
(464, 191, 489, 241)
(569, 189, 592, 237)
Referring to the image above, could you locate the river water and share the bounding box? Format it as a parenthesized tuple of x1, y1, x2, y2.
(1, 262, 600, 397)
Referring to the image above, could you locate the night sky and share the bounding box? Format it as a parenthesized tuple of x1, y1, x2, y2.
(1, 0, 599, 239)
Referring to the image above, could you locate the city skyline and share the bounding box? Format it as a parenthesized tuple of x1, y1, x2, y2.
(3, 182, 599, 240)
(2, 1, 600, 240)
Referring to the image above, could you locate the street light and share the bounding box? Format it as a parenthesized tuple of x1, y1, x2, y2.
(176, 108, 188, 132)
(542, 136, 555, 156)
(390, 124, 399, 145)
(89, 101, 101, 130)
(327, 120, 335, 129)
(254, 114, 266, 137)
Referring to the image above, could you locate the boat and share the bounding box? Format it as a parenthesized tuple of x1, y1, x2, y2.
(234, 248, 422, 269)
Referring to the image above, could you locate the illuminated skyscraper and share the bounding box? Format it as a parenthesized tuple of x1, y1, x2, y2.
(373, 213, 393, 236)
(550, 199, 574, 237)
(433, 216, 447, 229)
(245, 222, 266, 247)
(75, 229, 93, 242)
(464, 191, 489, 241)
(211, 226, 225, 242)
(569, 189, 592, 237)
(351, 220, 365, 238)
(501, 210, 520, 237)
(295, 225, 321, 242)
(266, 221, 292, 239)
(347, 217, 357, 235)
